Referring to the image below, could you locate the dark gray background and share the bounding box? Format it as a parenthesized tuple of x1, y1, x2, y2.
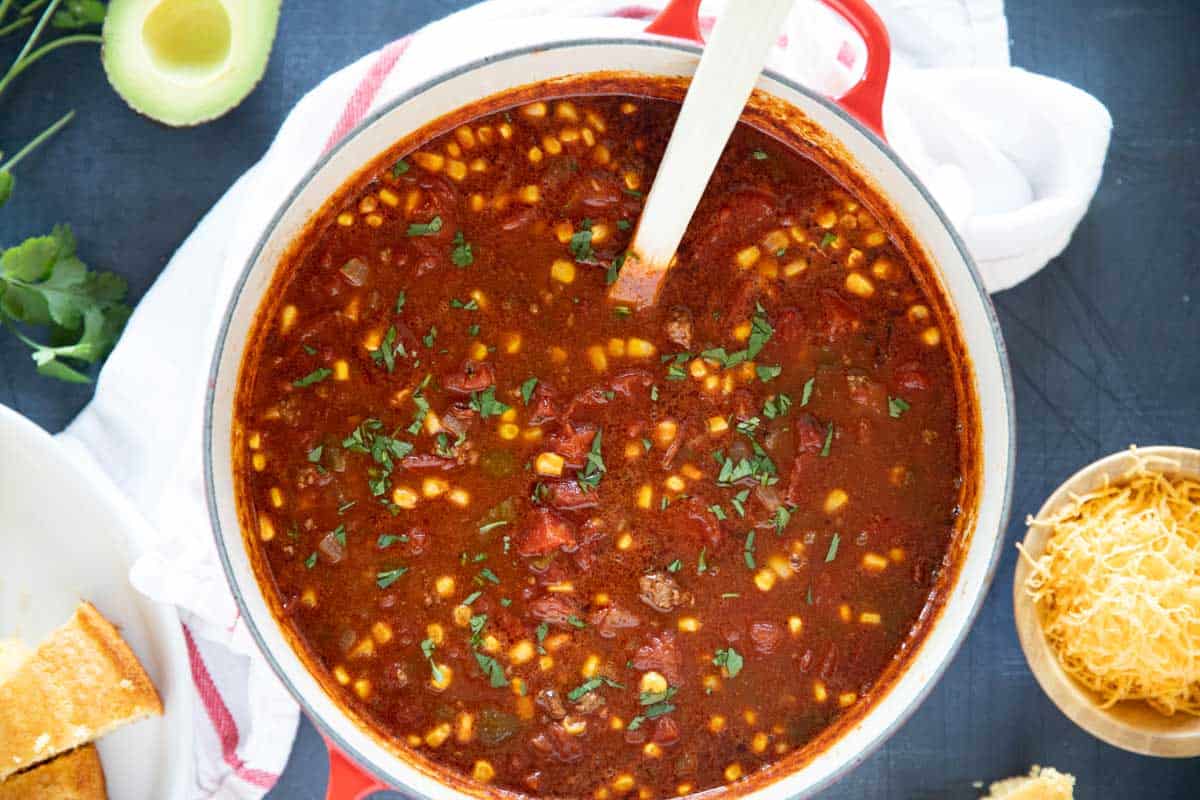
(2, 1, 1197, 797)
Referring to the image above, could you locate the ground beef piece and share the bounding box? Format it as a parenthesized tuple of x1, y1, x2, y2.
(638, 571, 685, 613)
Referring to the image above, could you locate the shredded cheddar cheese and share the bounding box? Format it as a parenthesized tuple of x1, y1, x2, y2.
(1019, 450, 1200, 716)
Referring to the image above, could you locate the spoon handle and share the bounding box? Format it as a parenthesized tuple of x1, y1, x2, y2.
(611, 0, 794, 308)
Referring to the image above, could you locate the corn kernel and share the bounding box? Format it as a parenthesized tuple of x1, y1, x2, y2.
(617, 531, 634, 550)
(522, 427, 543, 442)
(864, 230, 887, 247)
(554, 221, 574, 243)
(406, 734, 421, 747)
(430, 663, 452, 691)
(434, 576, 455, 598)
(510, 640, 535, 665)
(392, 486, 418, 509)
(607, 337, 627, 357)
(735, 245, 761, 269)
(708, 714, 726, 733)
(664, 474, 686, 493)
(733, 320, 752, 341)
(426, 623, 445, 646)
(404, 189, 421, 215)
(613, 774, 636, 794)
(860, 611, 882, 625)
(353, 679, 371, 699)
(333, 666, 350, 685)
(523, 101, 547, 118)
(636, 485, 653, 510)
(754, 569, 777, 592)
(269, 487, 284, 508)
(469, 157, 487, 173)
(624, 441, 643, 460)
(445, 142, 462, 158)
(425, 722, 452, 747)
(907, 304, 930, 323)
(528, 146, 543, 164)
(643, 742, 663, 758)
(890, 547, 906, 562)
(472, 760, 494, 783)
(610, 716, 625, 731)
(862, 553, 888, 572)
(551, 258, 576, 284)
(562, 715, 587, 735)
(518, 184, 541, 204)
(560, 127, 580, 143)
(816, 208, 838, 228)
(336, 212, 354, 227)
(814, 681, 828, 702)
(824, 488, 849, 514)
(413, 152, 444, 172)
(258, 516, 275, 541)
(689, 358, 708, 379)
(481, 635, 500, 654)
(549, 345, 567, 364)
(499, 332, 522, 355)
(447, 488, 470, 507)
(676, 784, 694, 797)
(724, 763, 743, 782)
(640, 670, 668, 695)
(453, 604, 472, 627)
(678, 616, 701, 633)
(767, 554, 791, 579)
(469, 193, 485, 212)
(539, 655, 554, 671)
(655, 419, 677, 446)
(333, 359, 350, 381)
(423, 477, 449, 498)
(279, 305, 299, 335)
(922, 327, 942, 347)
(498, 423, 520, 440)
(581, 654, 601, 678)
(350, 637, 375, 659)
(543, 136, 563, 155)
(535, 452, 565, 477)
(762, 229, 790, 253)
(468, 340, 488, 362)
(627, 337, 655, 358)
(587, 344, 607, 372)
(788, 616, 803, 635)
(594, 144, 611, 165)
(784, 259, 809, 278)
(445, 159, 467, 182)
(301, 588, 318, 608)
(839, 603, 852, 623)
(845, 272, 875, 298)
(752, 732, 769, 753)
(498, 121, 513, 139)
(839, 692, 858, 708)
(581, 127, 596, 147)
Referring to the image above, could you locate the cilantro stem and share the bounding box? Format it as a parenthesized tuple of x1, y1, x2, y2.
(0, 15, 32, 39)
(0, 0, 13, 24)
(7, 0, 58, 69)
(0, 108, 72, 172)
(0, 33, 102, 100)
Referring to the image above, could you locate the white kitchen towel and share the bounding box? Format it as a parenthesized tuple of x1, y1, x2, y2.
(55, 1, 1111, 797)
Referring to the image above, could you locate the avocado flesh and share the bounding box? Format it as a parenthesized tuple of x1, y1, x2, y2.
(102, 0, 281, 126)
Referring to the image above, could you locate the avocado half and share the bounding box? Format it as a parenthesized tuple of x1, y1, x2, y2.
(102, 0, 281, 126)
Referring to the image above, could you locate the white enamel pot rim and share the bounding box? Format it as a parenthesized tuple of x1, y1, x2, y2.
(205, 38, 1016, 800)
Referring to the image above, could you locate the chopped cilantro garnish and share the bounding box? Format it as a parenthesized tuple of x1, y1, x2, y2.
(376, 566, 408, 588)
(566, 615, 587, 629)
(370, 325, 406, 373)
(801, 376, 815, 406)
(479, 520, 508, 534)
(756, 364, 782, 382)
(613, 305, 632, 318)
(820, 422, 834, 457)
(293, 367, 332, 387)
(713, 647, 744, 677)
(888, 396, 911, 418)
(304, 552, 317, 569)
(451, 231, 474, 267)
(730, 489, 750, 518)
(463, 590, 482, 605)
(474, 651, 509, 688)
(616, 219, 631, 231)
(743, 531, 756, 569)
(825, 533, 841, 562)
(307, 445, 323, 463)
(698, 547, 708, 574)
(520, 376, 539, 405)
(576, 429, 606, 492)
(377, 533, 407, 548)
(467, 323, 480, 337)
(708, 504, 727, 521)
(772, 505, 795, 536)
(449, 297, 479, 310)
(422, 326, 437, 348)
(569, 219, 594, 262)
(820, 231, 837, 248)
(469, 387, 511, 419)
(667, 558, 683, 573)
(476, 567, 500, 585)
(407, 216, 443, 237)
(391, 159, 409, 177)
(605, 252, 626, 285)
(394, 290, 407, 313)
(763, 392, 792, 419)
(751, 149, 768, 160)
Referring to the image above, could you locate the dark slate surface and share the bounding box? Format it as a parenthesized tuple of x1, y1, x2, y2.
(2, 1, 1197, 798)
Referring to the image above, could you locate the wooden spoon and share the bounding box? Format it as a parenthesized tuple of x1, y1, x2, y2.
(608, 0, 795, 309)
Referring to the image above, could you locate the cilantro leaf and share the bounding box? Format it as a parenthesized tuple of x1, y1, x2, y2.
(713, 647, 744, 677)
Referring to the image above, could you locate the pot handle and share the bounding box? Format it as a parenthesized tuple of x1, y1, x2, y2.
(644, 0, 891, 140)
(324, 736, 387, 800)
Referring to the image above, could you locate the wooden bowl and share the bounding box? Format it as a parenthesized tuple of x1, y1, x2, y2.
(1014, 445, 1200, 757)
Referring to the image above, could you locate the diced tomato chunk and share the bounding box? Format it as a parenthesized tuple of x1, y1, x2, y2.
(632, 631, 683, 684)
(518, 509, 577, 556)
(542, 480, 599, 510)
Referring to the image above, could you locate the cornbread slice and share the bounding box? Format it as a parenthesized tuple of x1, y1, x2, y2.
(980, 765, 1076, 799)
(0, 745, 107, 800)
(0, 602, 163, 781)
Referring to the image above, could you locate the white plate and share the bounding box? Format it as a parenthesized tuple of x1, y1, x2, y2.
(0, 404, 193, 798)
